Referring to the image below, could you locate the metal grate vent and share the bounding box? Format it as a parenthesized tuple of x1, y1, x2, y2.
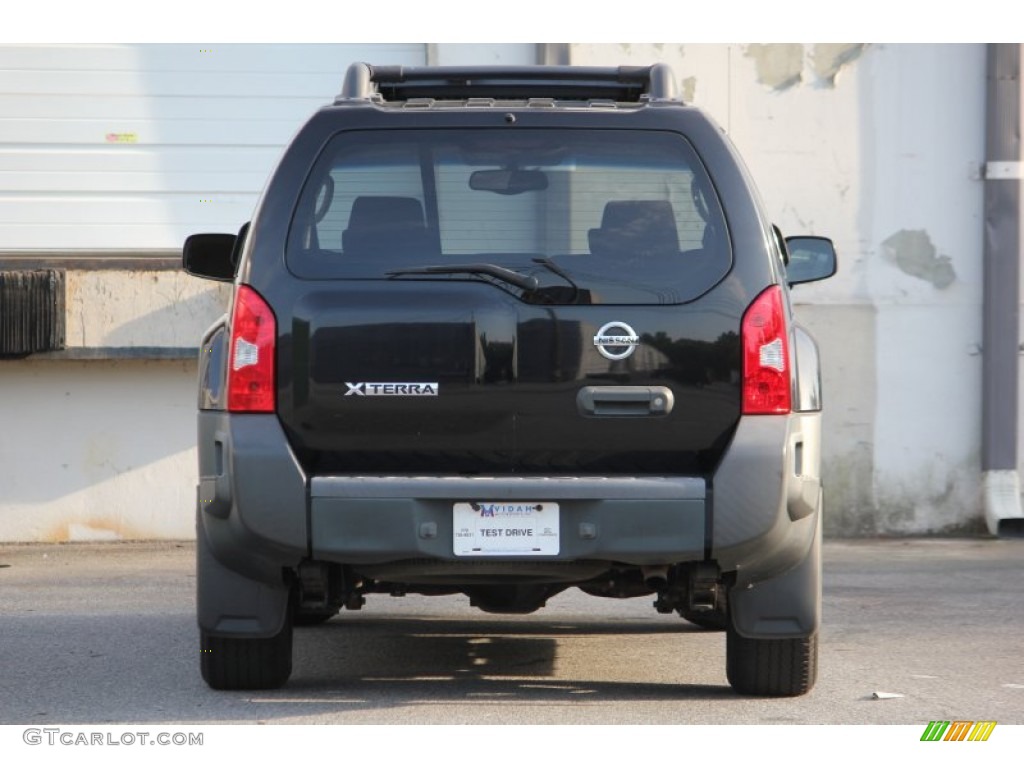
(0, 270, 66, 355)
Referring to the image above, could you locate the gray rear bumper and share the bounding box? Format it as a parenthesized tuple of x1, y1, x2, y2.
(310, 475, 707, 569)
(197, 411, 820, 586)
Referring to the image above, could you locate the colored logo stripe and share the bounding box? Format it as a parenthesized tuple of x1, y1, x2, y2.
(920, 720, 996, 742)
(968, 722, 997, 742)
(944, 721, 973, 741)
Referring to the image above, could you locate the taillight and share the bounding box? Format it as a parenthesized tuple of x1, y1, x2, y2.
(227, 285, 276, 413)
(741, 285, 791, 415)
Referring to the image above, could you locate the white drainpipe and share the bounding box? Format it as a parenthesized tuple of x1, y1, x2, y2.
(982, 44, 1024, 537)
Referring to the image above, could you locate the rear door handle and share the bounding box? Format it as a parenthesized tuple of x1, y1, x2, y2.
(576, 386, 674, 417)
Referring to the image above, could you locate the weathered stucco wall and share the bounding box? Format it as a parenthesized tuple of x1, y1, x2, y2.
(572, 44, 987, 534)
(62, 270, 230, 350)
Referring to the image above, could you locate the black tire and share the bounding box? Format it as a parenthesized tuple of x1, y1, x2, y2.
(200, 619, 293, 690)
(726, 627, 818, 697)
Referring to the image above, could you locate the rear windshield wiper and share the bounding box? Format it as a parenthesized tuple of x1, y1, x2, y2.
(386, 263, 539, 293)
(532, 257, 579, 303)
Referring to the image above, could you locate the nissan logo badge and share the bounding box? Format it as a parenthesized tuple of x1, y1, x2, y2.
(593, 321, 640, 361)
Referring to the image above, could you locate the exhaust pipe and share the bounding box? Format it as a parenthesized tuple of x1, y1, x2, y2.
(642, 566, 669, 589)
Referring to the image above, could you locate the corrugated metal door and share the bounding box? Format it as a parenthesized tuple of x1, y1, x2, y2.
(0, 44, 427, 251)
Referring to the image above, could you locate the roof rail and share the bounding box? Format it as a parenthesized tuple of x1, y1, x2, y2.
(336, 63, 680, 103)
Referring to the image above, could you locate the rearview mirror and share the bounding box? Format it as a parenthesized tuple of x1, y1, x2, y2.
(469, 168, 548, 196)
(785, 236, 837, 286)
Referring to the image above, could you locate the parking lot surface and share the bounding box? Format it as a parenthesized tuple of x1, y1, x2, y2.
(1, 538, 1022, 725)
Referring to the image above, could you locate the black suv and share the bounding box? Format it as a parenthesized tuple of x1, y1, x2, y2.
(184, 63, 836, 696)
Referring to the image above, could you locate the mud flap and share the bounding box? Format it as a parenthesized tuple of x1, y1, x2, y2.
(196, 510, 291, 639)
(728, 494, 821, 639)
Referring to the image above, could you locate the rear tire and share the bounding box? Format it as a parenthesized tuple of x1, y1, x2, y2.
(200, 618, 293, 690)
(725, 627, 817, 697)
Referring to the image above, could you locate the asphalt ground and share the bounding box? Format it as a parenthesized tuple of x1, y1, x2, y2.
(0, 538, 1022, 725)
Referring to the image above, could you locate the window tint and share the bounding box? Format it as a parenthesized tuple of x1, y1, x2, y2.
(287, 129, 731, 304)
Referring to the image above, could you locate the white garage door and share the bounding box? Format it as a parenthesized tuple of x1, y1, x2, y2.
(0, 44, 427, 251)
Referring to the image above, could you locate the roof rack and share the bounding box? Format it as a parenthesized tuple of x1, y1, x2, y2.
(336, 63, 680, 104)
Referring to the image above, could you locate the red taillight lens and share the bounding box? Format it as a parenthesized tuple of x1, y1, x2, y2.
(741, 285, 791, 415)
(227, 285, 276, 413)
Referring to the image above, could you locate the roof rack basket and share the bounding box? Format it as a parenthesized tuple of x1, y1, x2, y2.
(337, 63, 679, 103)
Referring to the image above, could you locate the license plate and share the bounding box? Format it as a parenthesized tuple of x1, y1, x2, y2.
(453, 502, 560, 556)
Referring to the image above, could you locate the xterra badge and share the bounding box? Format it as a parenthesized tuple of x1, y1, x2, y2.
(345, 382, 439, 396)
(593, 322, 640, 361)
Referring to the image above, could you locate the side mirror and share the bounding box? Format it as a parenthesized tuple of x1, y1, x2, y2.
(785, 236, 837, 286)
(183, 223, 248, 282)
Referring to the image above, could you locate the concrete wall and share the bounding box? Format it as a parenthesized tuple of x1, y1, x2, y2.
(0, 357, 198, 541)
(571, 44, 988, 534)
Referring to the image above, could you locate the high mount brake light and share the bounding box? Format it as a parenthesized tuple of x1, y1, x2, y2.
(227, 285, 276, 413)
(741, 285, 792, 415)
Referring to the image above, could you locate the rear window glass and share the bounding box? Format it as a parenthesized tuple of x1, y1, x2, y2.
(286, 128, 731, 304)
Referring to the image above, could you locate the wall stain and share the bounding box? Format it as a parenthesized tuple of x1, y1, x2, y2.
(811, 44, 866, 86)
(745, 43, 804, 91)
(43, 517, 144, 543)
(823, 444, 877, 536)
(874, 458, 985, 536)
(681, 76, 696, 103)
(745, 43, 865, 91)
(827, 458, 985, 536)
(881, 229, 957, 289)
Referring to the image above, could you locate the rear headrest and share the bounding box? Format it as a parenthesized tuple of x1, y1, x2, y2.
(588, 200, 680, 257)
(343, 196, 430, 257)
